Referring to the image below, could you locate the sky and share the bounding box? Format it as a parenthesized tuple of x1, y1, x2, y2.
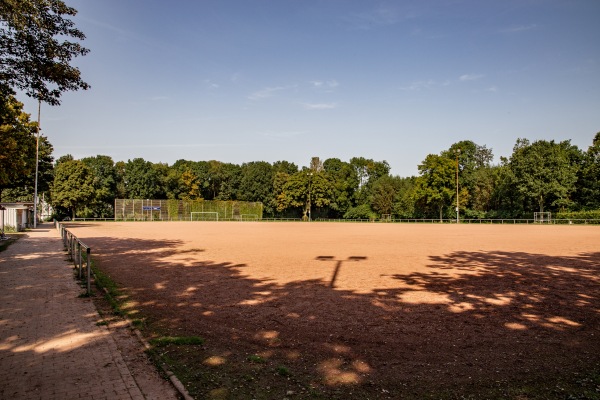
(19, 0, 600, 177)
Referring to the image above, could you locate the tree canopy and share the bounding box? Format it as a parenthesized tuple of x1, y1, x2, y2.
(0, 0, 90, 105)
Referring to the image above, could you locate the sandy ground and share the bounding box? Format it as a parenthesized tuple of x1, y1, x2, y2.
(66, 222, 600, 397)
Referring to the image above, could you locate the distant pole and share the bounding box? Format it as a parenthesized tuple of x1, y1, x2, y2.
(455, 149, 460, 224)
(33, 99, 41, 228)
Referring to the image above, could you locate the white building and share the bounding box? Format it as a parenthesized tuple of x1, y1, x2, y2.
(0, 202, 34, 232)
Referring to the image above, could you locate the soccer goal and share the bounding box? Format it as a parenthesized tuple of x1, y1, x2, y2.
(381, 214, 392, 222)
(534, 212, 551, 224)
(190, 212, 219, 221)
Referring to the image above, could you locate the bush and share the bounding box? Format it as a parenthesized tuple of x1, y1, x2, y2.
(556, 210, 600, 220)
(343, 204, 377, 220)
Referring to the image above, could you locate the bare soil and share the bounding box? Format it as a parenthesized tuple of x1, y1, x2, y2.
(67, 222, 600, 399)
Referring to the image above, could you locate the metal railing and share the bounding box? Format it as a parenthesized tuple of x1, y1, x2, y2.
(55, 220, 92, 295)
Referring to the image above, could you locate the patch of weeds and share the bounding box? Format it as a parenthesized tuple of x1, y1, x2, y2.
(95, 320, 108, 326)
(276, 365, 291, 377)
(131, 318, 145, 329)
(150, 336, 205, 347)
(247, 354, 267, 364)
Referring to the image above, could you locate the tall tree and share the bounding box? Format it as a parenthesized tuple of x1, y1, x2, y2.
(51, 159, 94, 218)
(123, 158, 162, 199)
(414, 154, 455, 220)
(576, 132, 600, 209)
(238, 161, 273, 210)
(323, 158, 358, 217)
(0, 94, 38, 199)
(509, 139, 580, 212)
(370, 175, 397, 216)
(0, 0, 90, 105)
(80, 155, 116, 217)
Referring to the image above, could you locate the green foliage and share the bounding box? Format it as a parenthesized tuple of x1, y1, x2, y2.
(51, 159, 94, 218)
(0, 0, 90, 105)
(414, 154, 455, 220)
(509, 139, 580, 212)
(344, 204, 376, 220)
(556, 210, 600, 220)
(0, 95, 38, 194)
(80, 155, 117, 218)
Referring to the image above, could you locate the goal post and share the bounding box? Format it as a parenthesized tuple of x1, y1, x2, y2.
(534, 212, 551, 224)
(381, 214, 391, 222)
(190, 212, 219, 221)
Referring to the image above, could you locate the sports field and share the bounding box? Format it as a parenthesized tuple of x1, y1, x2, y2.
(67, 222, 600, 398)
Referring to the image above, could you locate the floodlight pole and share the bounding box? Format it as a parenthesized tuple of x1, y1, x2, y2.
(455, 149, 461, 224)
(307, 172, 313, 221)
(33, 99, 41, 229)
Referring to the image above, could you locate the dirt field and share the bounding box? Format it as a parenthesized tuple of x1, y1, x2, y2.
(67, 222, 600, 399)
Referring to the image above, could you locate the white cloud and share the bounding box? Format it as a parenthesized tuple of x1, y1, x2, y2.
(310, 80, 339, 89)
(247, 85, 294, 100)
(302, 102, 338, 110)
(400, 79, 435, 91)
(459, 74, 484, 81)
(204, 79, 219, 89)
(487, 86, 498, 92)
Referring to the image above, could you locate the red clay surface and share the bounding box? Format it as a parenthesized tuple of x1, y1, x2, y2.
(67, 222, 600, 398)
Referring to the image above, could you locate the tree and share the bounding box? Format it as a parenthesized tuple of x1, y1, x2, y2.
(238, 161, 273, 211)
(123, 158, 162, 199)
(2, 134, 53, 202)
(349, 157, 391, 205)
(414, 154, 455, 220)
(509, 139, 580, 212)
(370, 175, 397, 216)
(0, 0, 90, 105)
(575, 132, 600, 209)
(0, 94, 37, 197)
(323, 158, 358, 217)
(274, 169, 332, 219)
(80, 155, 116, 217)
(51, 159, 94, 218)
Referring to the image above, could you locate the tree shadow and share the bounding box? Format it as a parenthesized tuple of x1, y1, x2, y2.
(69, 234, 600, 398)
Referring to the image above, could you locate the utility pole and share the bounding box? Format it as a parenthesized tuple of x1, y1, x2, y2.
(455, 148, 461, 224)
(33, 99, 41, 228)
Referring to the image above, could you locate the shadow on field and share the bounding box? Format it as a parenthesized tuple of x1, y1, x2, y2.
(84, 235, 600, 398)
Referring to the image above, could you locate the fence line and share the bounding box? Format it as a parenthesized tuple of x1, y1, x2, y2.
(55, 220, 92, 295)
(70, 217, 600, 224)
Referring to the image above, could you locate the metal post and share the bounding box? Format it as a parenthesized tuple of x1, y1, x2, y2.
(455, 149, 461, 224)
(33, 100, 41, 228)
(86, 248, 91, 295)
(78, 242, 83, 279)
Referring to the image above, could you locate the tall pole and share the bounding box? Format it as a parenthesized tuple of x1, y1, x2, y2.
(455, 149, 460, 224)
(33, 99, 41, 228)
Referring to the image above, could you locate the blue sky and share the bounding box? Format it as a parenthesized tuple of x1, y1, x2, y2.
(20, 0, 600, 177)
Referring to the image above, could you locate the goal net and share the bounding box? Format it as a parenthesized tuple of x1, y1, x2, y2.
(534, 212, 551, 224)
(191, 212, 219, 221)
(381, 214, 391, 222)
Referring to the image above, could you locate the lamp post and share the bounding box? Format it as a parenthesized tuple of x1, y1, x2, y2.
(307, 172, 313, 221)
(455, 148, 461, 224)
(33, 99, 41, 228)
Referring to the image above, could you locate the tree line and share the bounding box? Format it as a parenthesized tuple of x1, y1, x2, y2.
(1, 1, 599, 221)
(1, 102, 599, 220)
